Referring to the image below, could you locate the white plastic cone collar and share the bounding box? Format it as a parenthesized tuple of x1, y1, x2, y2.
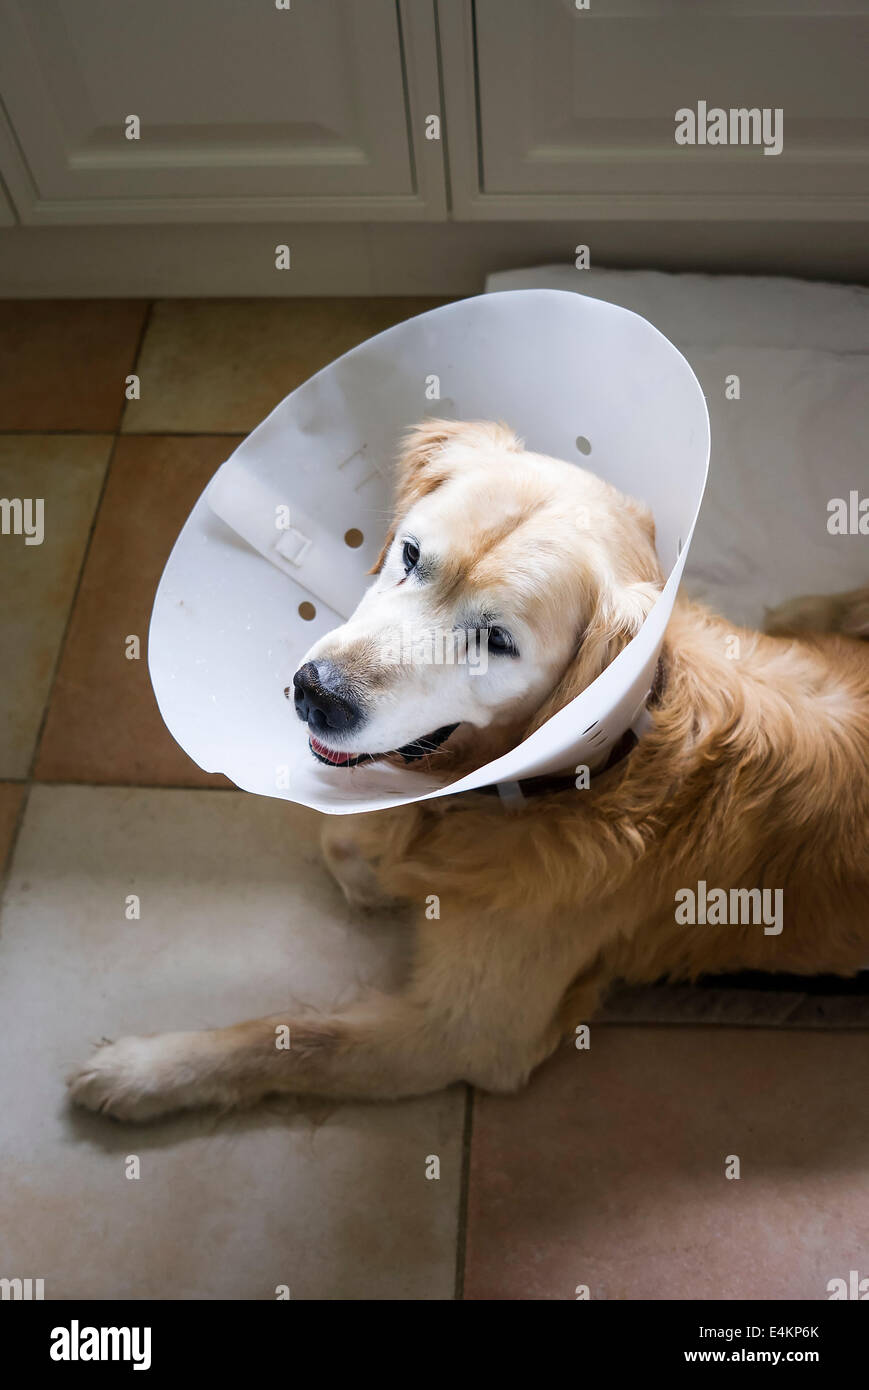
(148, 290, 709, 814)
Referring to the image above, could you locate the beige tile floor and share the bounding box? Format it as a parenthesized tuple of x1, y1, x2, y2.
(0, 297, 866, 1300)
(464, 1028, 869, 1300)
(120, 297, 448, 434)
(33, 435, 241, 786)
(0, 435, 111, 777)
(0, 786, 462, 1299)
(0, 300, 147, 431)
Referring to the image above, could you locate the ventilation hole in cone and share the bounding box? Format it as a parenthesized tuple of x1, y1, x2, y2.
(298, 602, 316, 621)
(344, 528, 364, 548)
(575, 436, 592, 456)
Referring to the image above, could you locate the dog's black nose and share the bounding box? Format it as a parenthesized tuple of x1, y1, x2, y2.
(291, 661, 361, 736)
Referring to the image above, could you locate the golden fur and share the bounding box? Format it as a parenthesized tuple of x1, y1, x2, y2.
(68, 421, 869, 1119)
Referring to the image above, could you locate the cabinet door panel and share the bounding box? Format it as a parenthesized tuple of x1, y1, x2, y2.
(461, 0, 869, 218)
(0, 0, 433, 221)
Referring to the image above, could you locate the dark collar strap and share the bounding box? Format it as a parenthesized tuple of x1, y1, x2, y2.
(475, 655, 667, 802)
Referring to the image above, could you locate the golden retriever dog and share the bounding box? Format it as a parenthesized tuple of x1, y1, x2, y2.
(69, 419, 869, 1120)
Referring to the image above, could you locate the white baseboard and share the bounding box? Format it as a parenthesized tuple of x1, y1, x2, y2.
(0, 220, 866, 297)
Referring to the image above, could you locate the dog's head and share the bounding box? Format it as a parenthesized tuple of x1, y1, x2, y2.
(290, 419, 663, 776)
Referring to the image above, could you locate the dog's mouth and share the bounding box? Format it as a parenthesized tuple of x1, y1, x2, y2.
(308, 723, 460, 769)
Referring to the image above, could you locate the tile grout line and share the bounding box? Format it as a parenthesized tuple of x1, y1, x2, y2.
(453, 1082, 475, 1299)
(0, 782, 31, 895)
(23, 302, 155, 798)
(129, 299, 156, 387)
(18, 441, 118, 795)
(23, 439, 115, 786)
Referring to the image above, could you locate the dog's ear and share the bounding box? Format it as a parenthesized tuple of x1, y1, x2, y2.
(525, 579, 660, 734)
(368, 527, 398, 577)
(369, 418, 520, 575)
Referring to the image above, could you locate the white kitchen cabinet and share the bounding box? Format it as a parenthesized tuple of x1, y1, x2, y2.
(0, 0, 445, 222)
(0, 0, 865, 288)
(440, 0, 869, 220)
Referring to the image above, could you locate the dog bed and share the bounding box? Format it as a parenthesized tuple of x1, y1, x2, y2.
(486, 266, 869, 628)
(487, 265, 869, 1024)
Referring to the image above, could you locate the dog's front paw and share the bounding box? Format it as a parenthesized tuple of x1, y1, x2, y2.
(322, 836, 398, 911)
(67, 1033, 202, 1122)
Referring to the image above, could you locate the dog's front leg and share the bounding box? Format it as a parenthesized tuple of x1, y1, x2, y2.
(68, 908, 601, 1121)
(320, 808, 421, 910)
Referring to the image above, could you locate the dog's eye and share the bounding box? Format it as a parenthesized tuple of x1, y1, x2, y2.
(402, 539, 420, 574)
(485, 626, 518, 657)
